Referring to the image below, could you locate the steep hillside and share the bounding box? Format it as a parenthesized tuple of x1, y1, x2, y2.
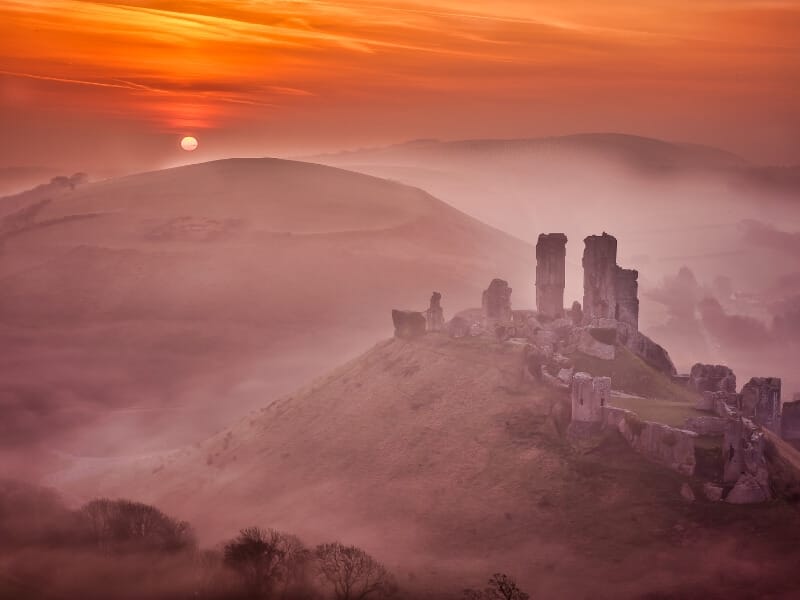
(54, 334, 800, 599)
(0, 159, 535, 464)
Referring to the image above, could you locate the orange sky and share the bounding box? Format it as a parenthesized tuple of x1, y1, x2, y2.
(1, 0, 798, 170)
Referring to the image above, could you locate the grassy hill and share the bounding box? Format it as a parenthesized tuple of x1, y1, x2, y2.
(53, 333, 800, 599)
(0, 159, 535, 465)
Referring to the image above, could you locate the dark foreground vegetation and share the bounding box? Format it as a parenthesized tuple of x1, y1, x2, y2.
(0, 479, 527, 600)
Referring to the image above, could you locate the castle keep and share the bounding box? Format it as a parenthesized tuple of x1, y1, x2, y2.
(535, 233, 567, 319)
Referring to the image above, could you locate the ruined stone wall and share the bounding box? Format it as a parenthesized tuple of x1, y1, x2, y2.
(696, 390, 739, 414)
(741, 377, 781, 432)
(603, 406, 697, 476)
(684, 416, 727, 436)
(582, 233, 618, 324)
(722, 417, 771, 503)
(391, 310, 426, 338)
(614, 267, 639, 331)
(723, 417, 745, 483)
(781, 394, 800, 441)
(688, 363, 737, 395)
(535, 233, 567, 319)
(481, 278, 512, 325)
(571, 372, 611, 423)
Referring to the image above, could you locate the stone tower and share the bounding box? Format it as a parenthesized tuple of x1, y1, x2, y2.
(535, 233, 567, 318)
(582, 233, 618, 324)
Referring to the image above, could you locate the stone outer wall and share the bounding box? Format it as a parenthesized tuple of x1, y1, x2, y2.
(684, 416, 727, 436)
(603, 406, 697, 476)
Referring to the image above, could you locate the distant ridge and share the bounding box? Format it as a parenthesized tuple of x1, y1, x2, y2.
(308, 132, 750, 172)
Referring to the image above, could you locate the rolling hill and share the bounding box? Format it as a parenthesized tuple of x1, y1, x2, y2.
(51, 333, 800, 599)
(0, 159, 535, 467)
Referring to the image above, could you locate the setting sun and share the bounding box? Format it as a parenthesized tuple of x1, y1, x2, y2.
(180, 136, 198, 151)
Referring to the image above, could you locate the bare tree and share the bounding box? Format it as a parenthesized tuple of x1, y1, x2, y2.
(463, 573, 529, 600)
(223, 527, 310, 599)
(314, 542, 396, 600)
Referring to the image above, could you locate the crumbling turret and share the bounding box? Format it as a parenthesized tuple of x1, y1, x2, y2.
(535, 233, 567, 319)
(582, 233, 618, 324)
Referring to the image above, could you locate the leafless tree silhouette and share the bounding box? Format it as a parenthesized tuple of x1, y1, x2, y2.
(314, 542, 396, 600)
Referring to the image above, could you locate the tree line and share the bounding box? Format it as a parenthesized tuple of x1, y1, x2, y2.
(0, 479, 530, 600)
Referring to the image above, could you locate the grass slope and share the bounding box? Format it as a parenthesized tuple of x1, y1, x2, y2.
(55, 334, 800, 599)
(573, 346, 705, 427)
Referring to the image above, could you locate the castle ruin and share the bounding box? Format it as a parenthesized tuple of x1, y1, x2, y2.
(388, 229, 796, 503)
